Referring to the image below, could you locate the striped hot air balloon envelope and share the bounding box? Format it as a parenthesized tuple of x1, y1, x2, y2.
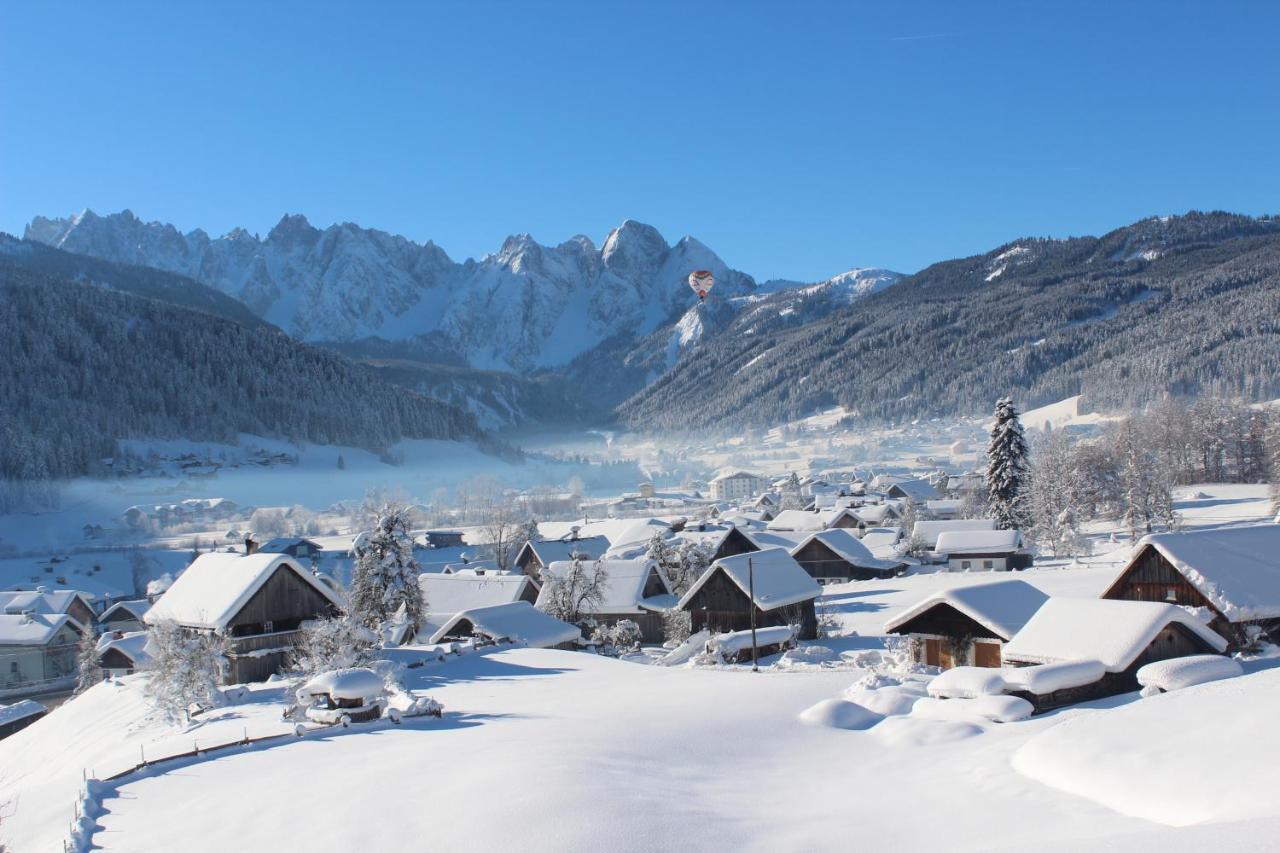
(688, 270, 715, 301)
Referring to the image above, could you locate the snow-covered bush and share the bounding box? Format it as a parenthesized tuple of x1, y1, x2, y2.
(73, 625, 101, 695)
(591, 620, 642, 656)
(142, 620, 226, 725)
(290, 616, 376, 679)
(662, 608, 692, 646)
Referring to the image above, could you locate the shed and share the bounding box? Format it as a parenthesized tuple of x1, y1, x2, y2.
(1102, 524, 1280, 648)
(676, 548, 820, 640)
(910, 519, 999, 550)
(96, 630, 151, 677)
(418, 573, 539, 639)
(935, 529, 1031, 571)
(430, 601, 581, 648)
(789, 529, 905, 583)
(884, 579, 1049, 670)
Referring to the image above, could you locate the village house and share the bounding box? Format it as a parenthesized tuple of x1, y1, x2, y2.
(418, 572, 540, 640)
(789, 529, 906, 583)
(850, 503, 902, 533)
(536, 558, 675, 643)
(765, 510, 826, 533)
(98, 599, 151, 634)
(708, 470, 769, 502)
(676, 548, 821, 640)
(910, 518, 999, 550)
(0, 588, 97, 630)
(514, 535, 610, 580)
(429, 601, 581, 649)
(96, 630, 151, 678)
(885, 479, 941, 505)
(0, 611, 82, 693)
(144, 552, 343, 683)
(884, 579, 1049, 669)
(1000, 597, 1228, 712)
(1102, 524, 1280, 648)
(423, 529, 467, 549)
(672, 523, 761, 563)
(258, 537, 323, 562)
(935, 529, 1032, 571)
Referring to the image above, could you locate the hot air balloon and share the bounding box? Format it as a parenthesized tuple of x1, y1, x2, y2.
(688, 270, 715, 302)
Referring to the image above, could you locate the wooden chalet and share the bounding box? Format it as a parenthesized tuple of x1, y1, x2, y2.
(674, 524, 761, 563)
(883, 579, 1048, 669)
(98, 599, 150, 633)
(145, 552, 342, 683)
(514, 535, 610, 580)
(676, 548, 821, 640)
(96, 631, 150, 678)
(535, 558, 675, 643)
(789, 529, 905, 583)
(1102, 525, 1280, 649)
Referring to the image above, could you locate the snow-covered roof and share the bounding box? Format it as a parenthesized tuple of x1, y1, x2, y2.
(300, 668, 385, 701)
(96, 630, 151, 665)
(1000, 660, 1108, 695)
(522, 536, 610, 565)
(710, 470, 764, 483)
(859, 527, 903, 556)
(883, 579, 1049, 640)
(1135, 655, 1242, 692)
(1001, 598, 1227, 671)
(144, 552, 342, 631)
(747, 530, 810, 551)
(258, 537, 320, 553)
(851, 504, 899, 525)
(0, 589, 94, 618)
(429, 601, 580, 648)
(99, 599, 151, 623)
(0, 699, 46, 727)
(888, 479, 940, 502)
(0, 613, 79, 645)
(765, 510, 825, 532)
(537, 558, 671, 614)
(677, 548, 820, 612)
(935, 529, 1023, 555)
(791, 529, 903, 572)
(911, 519, 999, 548)
(707, 625, 794, 655)
(419, 573, 536, 621)
(1129, 525, 1280, 621)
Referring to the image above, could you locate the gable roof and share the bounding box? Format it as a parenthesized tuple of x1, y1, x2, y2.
(99, 599, 151, 623)
(677, 548, 820, 612)
(850, 504, 900, 525)
(144, 552, 343, 631)
(888, 479, 941, 502)
(0, 612, 79, 645)
(1001, 598, 1227, 670)
(765, 510, 826, 532)
(911, 519, 998, 548)
(521, 536, 610, 566)
(791, 529, 903, 572)
(0, 589, 94, 619)
(419, 573, 536, 620)
(536, 558, 671, 614)
(883, 579, 1049, 640)
(935, 529, 1023, 555)
(710, 470, 764, 483)
(0, 699, 46, 727)
(429, 601, 581, 647)
(1125, 525, 1280, 622)
(96, 630, 151, 665)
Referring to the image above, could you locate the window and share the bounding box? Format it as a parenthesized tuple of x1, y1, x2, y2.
(983, 560, 994, 569)
(961, 560, 972, 570)
(263, 620, 275, 633)
(1165, 587, 1178, 602)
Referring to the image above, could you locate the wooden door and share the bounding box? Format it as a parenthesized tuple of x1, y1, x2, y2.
(924, 638, 941, 667)
(974, 642, 1001, 668)
(939, 643, 955, 670)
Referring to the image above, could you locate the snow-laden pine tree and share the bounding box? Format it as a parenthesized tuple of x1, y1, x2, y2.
(986, 397, 1031, 530)
(142, 620, 226, 725)
(1028, 429, 1088, 557)
(73, 624, 101, 695)
(349, 506, 424, 631)
(1114, 420, 1177, 539)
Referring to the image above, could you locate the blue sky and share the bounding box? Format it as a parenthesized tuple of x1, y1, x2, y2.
(2, 2, 1277, 279)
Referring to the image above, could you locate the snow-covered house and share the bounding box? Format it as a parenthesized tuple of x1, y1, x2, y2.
(910, 519, 999, 550)
(1001, 598, 1228, 711)
(709, 470, 768, 502)
(921, 499, 961, 520)
(764, 510, 826, 533)
(0, 588, 96, 631)
(536, 558, 675, 643)
(1102, 525, 1280, 649)
(935, 529, 1031, 571)
(418, 573, 540, 639)
(144, 552, 343, 683)
(859, 527, 904, 560)
(676, 548, 821, 640)
(96, 630, 151, 678)
(0, 612, 82, 692)
(514, 535, 609, 580)
(671, 524, 761, 563)
(429, 601, 581, 649)
(817, 507, 863, 530)
(98, 599, 151, 633)
(788, 529, 905, 583)
(884, 579, 1049, 669)
(850, 503, 902, 532)
(885, 479, 940, 504)
(257, 537, 323, 562)
(0, 699, 47, 740)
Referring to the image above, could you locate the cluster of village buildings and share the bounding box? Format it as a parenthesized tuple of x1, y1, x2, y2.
(3, 467, 1279, 734)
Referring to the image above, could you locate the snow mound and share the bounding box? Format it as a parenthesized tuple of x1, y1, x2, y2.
(1001, 660, 1106, 695)
(927, 666, 1007, 699)
(845, 680, 929, 717)
(1012, 668, 1280, 826)
(911, 695, 1033, 724)
(776, 645, 838, 668)
(797, 698, 882, 730)
(873, 715, 983, 747)
(1136, 654, 1242, 694)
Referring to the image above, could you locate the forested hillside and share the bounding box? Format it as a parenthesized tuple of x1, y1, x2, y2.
(0, 261, 482, 481)
(618, 212, 1280, 428)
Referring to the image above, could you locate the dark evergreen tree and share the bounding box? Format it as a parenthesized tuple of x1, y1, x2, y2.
(986, 397, 1031, 530)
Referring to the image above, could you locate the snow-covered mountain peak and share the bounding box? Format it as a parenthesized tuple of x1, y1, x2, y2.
(601, 219, 668, 273)
(266, 213, 318, 245)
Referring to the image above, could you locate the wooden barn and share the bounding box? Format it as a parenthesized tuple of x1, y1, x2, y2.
(883, 579, 1048, 669)
(935, 529, 1032, 571)
(144, 552, 343, 684)
(1000, 597, 1228, 712)
(96, 631, 150, 678)
(676, 548, 821, 640)
(535, 558, 675, 643)
(419, 572, 540, 640)
(514, 535, 609, 580)
(674, 524, 761, 563)
(1102, 525, 1280, 649)
(789, 529, 905, 583)
(98, 599, 150, 634)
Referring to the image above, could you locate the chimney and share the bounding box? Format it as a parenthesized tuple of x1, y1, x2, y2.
(245, 536, 259, 555)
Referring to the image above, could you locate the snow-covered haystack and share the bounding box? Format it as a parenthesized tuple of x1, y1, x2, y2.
(797, 698, 882, 730)
(926, 666, 1007, 699)
(1136, 654, 1242, 695)
(1012, 668, 1280, 826)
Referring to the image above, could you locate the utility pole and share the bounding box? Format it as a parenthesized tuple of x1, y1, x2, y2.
(748, 556, 758, 672)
